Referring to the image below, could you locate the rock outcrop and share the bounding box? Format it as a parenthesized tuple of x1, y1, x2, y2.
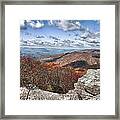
(20, 69, 100, 100)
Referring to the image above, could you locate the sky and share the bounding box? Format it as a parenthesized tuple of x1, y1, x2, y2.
(20, 20, 100, 49)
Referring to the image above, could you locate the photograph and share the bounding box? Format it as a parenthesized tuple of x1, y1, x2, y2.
(20, 20, 100, 100)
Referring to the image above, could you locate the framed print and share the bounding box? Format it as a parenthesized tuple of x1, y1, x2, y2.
(0, 0, 119, 119)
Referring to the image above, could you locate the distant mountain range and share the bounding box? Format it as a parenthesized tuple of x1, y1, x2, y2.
(20, 47, 100, 59)
(40, 49, 100, 69)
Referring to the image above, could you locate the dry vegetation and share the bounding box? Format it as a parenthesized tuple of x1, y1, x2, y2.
(20, 56, 87, 94)
(20, 50, 100, 94)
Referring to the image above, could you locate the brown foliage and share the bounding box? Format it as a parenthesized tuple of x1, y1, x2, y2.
(20, 56, 87, 94)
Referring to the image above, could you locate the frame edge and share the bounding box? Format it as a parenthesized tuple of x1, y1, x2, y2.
(0, 0, 119, 119)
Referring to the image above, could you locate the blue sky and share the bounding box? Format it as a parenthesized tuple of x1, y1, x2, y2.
(20, 20, 100, 49)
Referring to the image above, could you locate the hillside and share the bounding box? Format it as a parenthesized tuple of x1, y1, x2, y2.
(20, 49, 100, 96)
(39, 49, 100, 68)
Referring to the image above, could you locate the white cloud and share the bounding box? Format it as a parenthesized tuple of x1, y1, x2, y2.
(31, 21, 44, 28)
(75, 21, 81, 26)
(25, 20, 44, 28)
(51, 20, 81, 31)
(86, 27, 89, 32)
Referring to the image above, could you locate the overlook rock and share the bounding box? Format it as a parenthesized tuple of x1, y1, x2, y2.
(20, 69, 100, 100)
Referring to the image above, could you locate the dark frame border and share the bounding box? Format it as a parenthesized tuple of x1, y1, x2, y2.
(0, 0, 119, 119)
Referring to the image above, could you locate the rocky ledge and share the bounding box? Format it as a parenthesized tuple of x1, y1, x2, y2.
(20, 69, 100, 100)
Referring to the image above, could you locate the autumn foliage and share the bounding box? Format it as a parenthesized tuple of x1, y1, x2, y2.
(20, 56, 87, 94)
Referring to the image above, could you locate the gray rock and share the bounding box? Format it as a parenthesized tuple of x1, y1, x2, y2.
(20, 69, 100, 100)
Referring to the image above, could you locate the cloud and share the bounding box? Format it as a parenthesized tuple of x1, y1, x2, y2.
(28, 20, 44, 28)
(50, 20, 81, 31)
(20, 20, 44, 29)
(75, 21, 81, 26)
